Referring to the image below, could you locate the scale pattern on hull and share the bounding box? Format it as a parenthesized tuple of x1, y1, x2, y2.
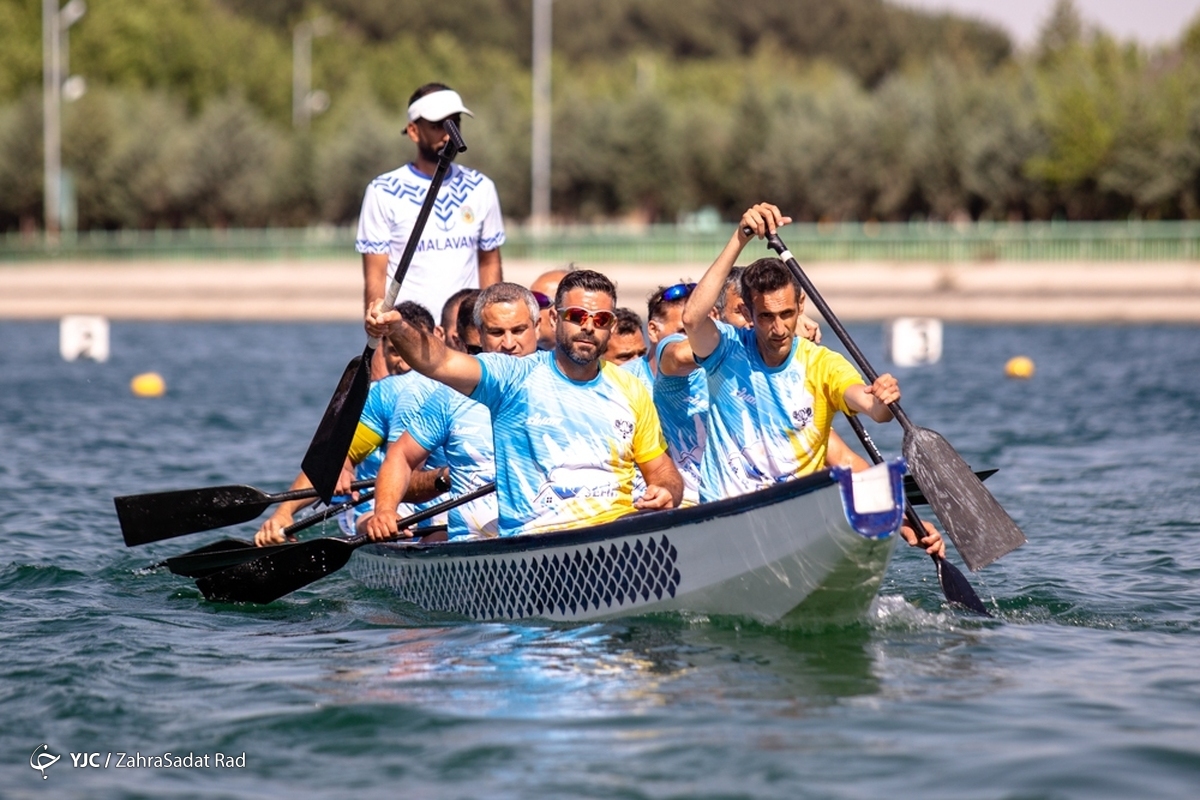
(360, 534, 682, 620)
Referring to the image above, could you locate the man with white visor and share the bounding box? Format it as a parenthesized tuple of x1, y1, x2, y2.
(357, 83, 506, 336)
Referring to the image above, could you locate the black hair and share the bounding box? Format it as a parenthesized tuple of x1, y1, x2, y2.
(441, 287, 478, 332)
(740, 258, 800, 310)
(555, 269, 617, 307)
(454, 290, 481, 344)
(408, 82, 453, 107)
(612, 307, 644, 336)
(394, 300, 436, 334)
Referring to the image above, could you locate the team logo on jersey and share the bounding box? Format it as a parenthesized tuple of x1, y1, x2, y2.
(614, 419, 634, 439)
(461, 205, 476, 225)
(791, 407, 813, 428)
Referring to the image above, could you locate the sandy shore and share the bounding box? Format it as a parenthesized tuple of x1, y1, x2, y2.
(2, 258, 1198, 322)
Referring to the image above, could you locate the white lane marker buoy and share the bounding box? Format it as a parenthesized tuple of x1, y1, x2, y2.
(886, 317, 942, 367)
(60, 315, 110, 362)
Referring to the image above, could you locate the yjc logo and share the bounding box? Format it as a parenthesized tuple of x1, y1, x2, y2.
(30, 744, 60, 780)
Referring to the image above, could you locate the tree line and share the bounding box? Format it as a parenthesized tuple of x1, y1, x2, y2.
(1, 0, 1199, 231)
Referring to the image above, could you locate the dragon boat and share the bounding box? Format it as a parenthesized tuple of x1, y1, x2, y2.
(347, 460, 906, 626)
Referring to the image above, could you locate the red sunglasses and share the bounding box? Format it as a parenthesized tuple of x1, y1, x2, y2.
(558, 306, 616, 329)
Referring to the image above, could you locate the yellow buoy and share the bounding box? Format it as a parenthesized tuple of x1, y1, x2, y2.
(1005, 356, 1035, 380)
(131, 372, 167, 397)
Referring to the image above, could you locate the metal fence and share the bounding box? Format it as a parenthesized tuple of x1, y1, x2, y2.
(3, 221, 1200, 262)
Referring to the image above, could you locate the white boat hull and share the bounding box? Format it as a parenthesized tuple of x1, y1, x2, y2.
(349, 462, 905, 625)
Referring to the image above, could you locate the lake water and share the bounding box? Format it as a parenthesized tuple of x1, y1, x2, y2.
(2, 319, 1199, 799)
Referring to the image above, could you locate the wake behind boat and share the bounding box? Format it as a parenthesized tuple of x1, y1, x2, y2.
(348, 460, 906, 626)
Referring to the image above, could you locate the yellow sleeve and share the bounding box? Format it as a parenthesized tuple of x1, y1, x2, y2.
(813, 345, 866, 416)
(625, 374, 669, 465)
(346, 422, 385, 465)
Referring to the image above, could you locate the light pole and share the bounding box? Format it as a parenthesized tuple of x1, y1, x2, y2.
(42, 0, 86, 237)
(293, 17, 331, 128)
(530, 0, 552, 230)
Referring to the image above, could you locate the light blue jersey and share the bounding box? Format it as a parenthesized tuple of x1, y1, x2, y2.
(696, 322, 863, 502)
(471, 349, 668, 536)
(653, 333, 708, 506)
(403, 383, 498, 540)
(621, 355, 654, 392)
(345, 371, 445, 530)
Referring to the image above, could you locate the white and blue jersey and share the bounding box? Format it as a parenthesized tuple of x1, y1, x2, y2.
(356, 163, 505, 318)
(696, 322, 864, 502)
(470, 350, 668, 537)
(653, 334, 709, 506)
(401, 383, 498, 540)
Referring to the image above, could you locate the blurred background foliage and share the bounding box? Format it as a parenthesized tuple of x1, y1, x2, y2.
(1, 0, 1200, 231)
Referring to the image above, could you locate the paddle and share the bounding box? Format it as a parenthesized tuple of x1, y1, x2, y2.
(157, 490, 377, 578)
(845, 415, 991, 616)
(300, 119, 468, 504)
(115, 479, 375, 547)
(760, 229, 1027, 570)
(196, 482, 496, 604)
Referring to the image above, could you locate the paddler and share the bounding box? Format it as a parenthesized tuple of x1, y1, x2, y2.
(667, 202, 945, 556)
(364, 282, 542, 541)
(375, 269, 683, 537)
(253, 302, 450, 546)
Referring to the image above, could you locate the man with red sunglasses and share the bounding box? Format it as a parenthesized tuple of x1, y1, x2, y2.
(376, 269, 683, 537)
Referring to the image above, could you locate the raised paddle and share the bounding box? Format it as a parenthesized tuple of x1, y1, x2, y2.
(157, 490, 377, 578)
(197, 482, 497, 604)
(845, 415, 991, 616)
(300, 119, 468, 504)
(761, 229, 1027, 570)
(116, 479, 374, 547)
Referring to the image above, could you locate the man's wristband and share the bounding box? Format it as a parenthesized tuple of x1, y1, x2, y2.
(434, 469, 451, 493)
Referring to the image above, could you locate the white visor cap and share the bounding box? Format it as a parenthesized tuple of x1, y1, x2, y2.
(407, 90, 474, 123)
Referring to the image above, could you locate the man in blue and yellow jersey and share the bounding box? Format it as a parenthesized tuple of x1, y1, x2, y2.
(376, 269, 683, 537)
(681, 202, 902, 504)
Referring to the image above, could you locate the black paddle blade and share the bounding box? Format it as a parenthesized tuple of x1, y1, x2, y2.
(903, 469, 996, 507)
(196, 538, 356, 604)
(934, 556, 992, 616)
(300, 347, 373, 505)
(904, 426, 1027, 571)
(116, 486, 275, 547)
(164, 539, 269, 579)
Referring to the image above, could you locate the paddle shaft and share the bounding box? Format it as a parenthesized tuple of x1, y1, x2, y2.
(329, 481, 493, 551)
(265, 480, 372, 506)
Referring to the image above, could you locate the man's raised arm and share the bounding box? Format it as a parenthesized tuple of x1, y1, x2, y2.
(682, 202, 792, 359)
(377, 307, 483, 398)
